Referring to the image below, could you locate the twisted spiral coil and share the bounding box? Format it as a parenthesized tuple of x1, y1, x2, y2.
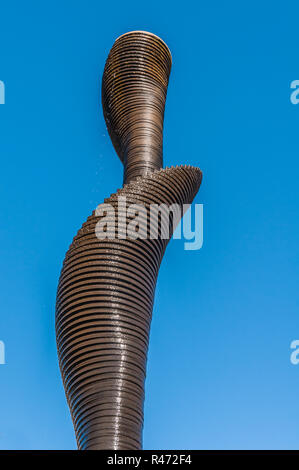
(56, 31, 202, 450)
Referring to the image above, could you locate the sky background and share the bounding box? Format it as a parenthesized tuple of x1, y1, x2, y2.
(0, 0, 299, 450)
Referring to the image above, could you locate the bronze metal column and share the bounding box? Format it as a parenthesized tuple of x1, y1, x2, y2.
(56, 31, 202, 450)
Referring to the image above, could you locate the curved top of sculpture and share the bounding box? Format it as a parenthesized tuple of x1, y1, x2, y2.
(102, 30, 172, 184)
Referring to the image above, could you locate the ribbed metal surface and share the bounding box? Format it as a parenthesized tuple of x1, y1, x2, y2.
(56, 31, 202, 450)
(56, 166, 201, 449)
(102, 31, 172, 184)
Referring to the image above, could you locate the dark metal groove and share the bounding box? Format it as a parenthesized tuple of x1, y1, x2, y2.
(56, 31, 202, 450)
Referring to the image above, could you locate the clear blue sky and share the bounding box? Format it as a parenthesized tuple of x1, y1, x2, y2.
(0, 0, 298, 450)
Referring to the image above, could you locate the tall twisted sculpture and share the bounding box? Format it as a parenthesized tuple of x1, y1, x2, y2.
(56, 31, 202, 450)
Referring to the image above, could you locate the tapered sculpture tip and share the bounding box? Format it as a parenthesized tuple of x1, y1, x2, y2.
(102, 30, 172, 184)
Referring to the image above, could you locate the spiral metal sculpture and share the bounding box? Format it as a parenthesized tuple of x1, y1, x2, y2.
(56, 31, 202, 450)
